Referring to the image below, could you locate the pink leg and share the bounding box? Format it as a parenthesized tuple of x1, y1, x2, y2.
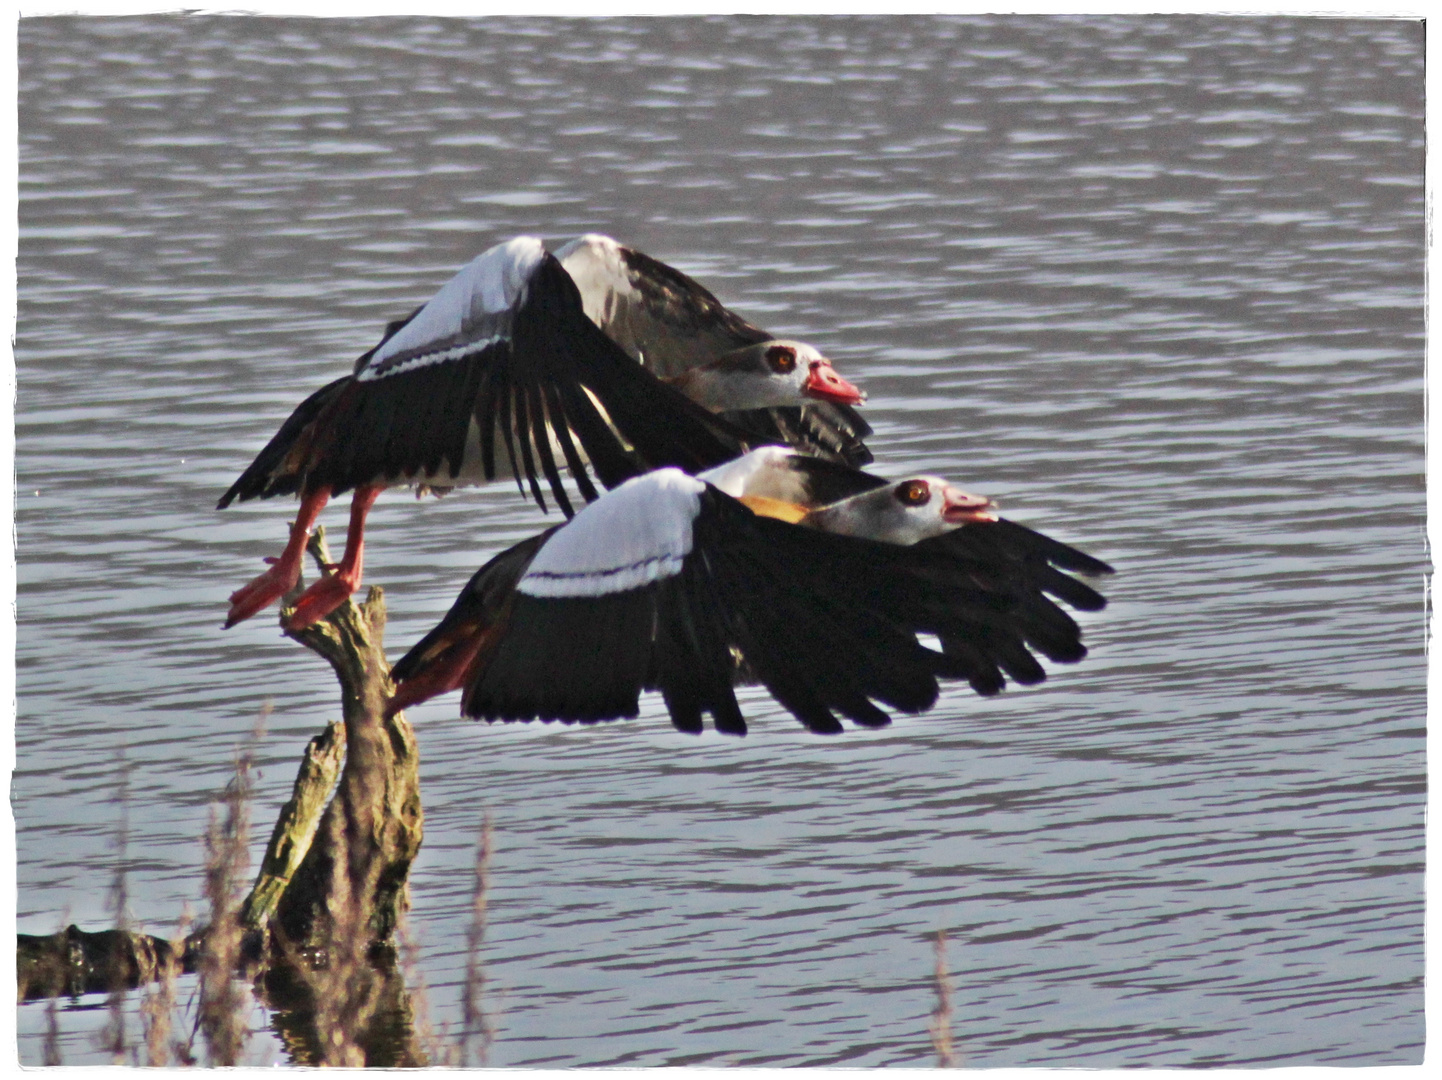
(283, 485, 383, 632)
(225, 487, 332, 629)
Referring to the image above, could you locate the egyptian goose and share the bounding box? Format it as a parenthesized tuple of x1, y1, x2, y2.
(219, 237, 866, 632)
(387, 456, 1112, 731)
(557, 234, 873, 467)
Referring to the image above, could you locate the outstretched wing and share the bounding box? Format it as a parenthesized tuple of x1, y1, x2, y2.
(393, 470, 1106, 735)
(718, 401, 873, 468)
(556, 234, 768, 376)
(220, 237, 752, 516)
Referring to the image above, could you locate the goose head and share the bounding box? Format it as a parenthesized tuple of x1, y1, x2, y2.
(667, 340, 865, 411)
(805, 476, 997, 544)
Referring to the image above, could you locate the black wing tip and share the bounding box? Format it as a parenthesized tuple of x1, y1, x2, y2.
(844, 442, 875, 468)
(992, 518, 1115, 578)
(217, 475, 266, 509)
(1061, 547, 1116, 577)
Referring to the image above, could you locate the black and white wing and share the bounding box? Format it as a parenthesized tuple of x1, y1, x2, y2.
(555, 234, 873, 466)
(555, 233, 767, 377)
(391, 468, 1110, 735)
(219, 236, 751, 517)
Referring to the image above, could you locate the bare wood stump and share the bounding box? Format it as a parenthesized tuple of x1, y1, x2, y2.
(17, 526, 429, 1065)
(261, 527, 425, 957)
(241, 719, 346, 934)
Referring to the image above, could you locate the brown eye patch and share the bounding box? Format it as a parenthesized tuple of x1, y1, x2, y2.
(765, 345, 797, 373)
(895, 480, 931, 507)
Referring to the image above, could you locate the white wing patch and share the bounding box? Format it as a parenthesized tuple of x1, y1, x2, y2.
(518, 469, 705, 598)
(555, 233, 638, 332)
(358, 235, 546, 381)
(698, 447, 799, 498)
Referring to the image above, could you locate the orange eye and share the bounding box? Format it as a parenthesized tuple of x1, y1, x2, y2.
(896, 480, 931, 506)
(765, 345, 797, 373)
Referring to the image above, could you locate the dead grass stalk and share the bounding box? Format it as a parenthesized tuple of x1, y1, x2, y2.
(460, 812, 496, 1067)
(100, 748, 132, 1064)
(197, 717, 262, 1066)
(929, 929, 957, 1068)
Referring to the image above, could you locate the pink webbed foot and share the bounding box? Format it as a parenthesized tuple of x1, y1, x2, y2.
(222, 486, 331, 630)
(280, 484, 382, 633)
(282, 566, 361, 632)
(225, 557, 302, 629)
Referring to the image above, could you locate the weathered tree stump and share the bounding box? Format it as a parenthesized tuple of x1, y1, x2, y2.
(17, 527, 428, 1065)
(241, 718, 346, 935)
(254, 527, 425, 957)
(241, 527, 427, 1065)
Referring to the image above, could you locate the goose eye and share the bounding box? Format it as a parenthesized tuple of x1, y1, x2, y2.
(896, 480, 931, 506)
(765, 345, 797, 373)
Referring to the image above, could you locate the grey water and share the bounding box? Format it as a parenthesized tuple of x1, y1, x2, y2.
(14, 14, 1424, 1067)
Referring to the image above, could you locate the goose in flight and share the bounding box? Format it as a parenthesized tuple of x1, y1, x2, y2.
(387, 452, 1112, 733)
(556, 234, 872, 467)
(219, 236, 867, 632)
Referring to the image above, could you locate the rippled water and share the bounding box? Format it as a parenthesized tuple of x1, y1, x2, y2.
(15, 14, 1425, 1067)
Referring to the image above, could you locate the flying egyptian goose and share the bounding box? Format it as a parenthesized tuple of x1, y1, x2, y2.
(218, 236, 867, 632)
(556, 234, 873, 467)
(386, 454, 1113, 732)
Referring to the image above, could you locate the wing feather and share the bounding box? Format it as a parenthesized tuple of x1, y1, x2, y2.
(222, 242, 751, 515)
(394, 477, 1111, 735)
(526, 384, 573, 518)
(543, 381, 599, 504)
(509, 380, 547, 512)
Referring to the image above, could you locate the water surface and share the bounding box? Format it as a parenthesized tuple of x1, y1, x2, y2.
(15, 14, 1425, 1067)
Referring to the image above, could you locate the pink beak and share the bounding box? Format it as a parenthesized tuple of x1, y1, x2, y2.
(941, 485, 997, 525)
(802, 361, 866, 406)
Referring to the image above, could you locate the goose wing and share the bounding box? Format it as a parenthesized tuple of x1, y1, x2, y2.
(908, 518, 1113, 696)
(392, 469, 1108, 735)
(555, 234, 768, 376)
(219, 237, 750, 516)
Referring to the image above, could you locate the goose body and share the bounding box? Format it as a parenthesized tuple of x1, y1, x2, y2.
(220, 236, 867, 631)
(388, 455, 1113, 730)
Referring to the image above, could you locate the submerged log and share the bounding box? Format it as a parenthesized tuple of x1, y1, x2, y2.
(17, 925, 194, 1002)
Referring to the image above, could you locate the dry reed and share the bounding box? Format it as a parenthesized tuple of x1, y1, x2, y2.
(139, 910, 192, 1067)
(42, 985, 63, 1066)
(197, 720, 261, 1066)
(38, 906, 72, 1065)
(460, 812, 496, 1068)
(929, 929, 957, 1067)
(396, 906, 455, 1067)
(99, 748, 132, 1064)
